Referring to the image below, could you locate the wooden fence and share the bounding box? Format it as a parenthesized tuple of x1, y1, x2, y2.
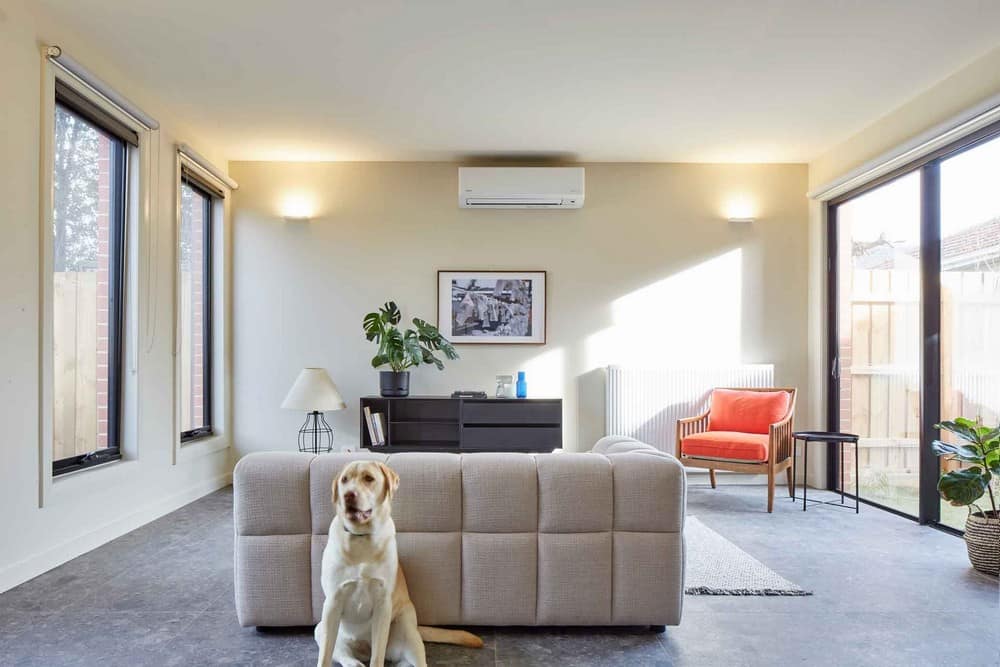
(54, 271, 201, 459)
(53, 272, 99, 461)
(842, 269, 1000, 487)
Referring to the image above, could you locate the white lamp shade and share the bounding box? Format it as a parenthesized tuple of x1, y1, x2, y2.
(281, 368, 346, 412)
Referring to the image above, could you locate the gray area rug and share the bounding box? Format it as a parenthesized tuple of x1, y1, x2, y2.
(685, 517, 812, 596)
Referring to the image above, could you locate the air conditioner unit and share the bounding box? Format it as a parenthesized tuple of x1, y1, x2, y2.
(458, 167, 584, 209)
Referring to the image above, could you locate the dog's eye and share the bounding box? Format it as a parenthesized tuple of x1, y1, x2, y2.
(341, 475, 348, 483)
(363, 474, 375, 483)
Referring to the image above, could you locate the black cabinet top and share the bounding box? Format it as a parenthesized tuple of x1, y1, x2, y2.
(362, 395, 561, 402)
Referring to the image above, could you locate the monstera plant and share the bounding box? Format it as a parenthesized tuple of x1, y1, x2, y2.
(932, 418, 1000, 576)
(363, 301, 458, 397)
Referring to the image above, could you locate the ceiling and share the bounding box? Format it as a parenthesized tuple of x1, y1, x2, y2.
(36, 0, 1000, 163)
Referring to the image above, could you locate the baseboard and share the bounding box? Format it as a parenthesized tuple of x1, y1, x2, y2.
(0, 472, 231, 594)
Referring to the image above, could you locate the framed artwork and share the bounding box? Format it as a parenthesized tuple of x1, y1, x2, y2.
(437, 270, 546, 344)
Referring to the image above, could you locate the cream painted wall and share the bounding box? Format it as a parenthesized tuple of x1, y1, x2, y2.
(0, 0, 232, 591)
(230, 161, 812, 457)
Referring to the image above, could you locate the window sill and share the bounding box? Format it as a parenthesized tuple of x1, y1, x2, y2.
(177, 433, 229, 462)
(52, 457, 124, 481)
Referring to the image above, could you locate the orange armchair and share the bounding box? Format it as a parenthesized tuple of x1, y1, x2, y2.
(676, 387, 796, 513)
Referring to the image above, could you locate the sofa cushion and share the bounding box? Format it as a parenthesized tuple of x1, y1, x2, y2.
(537, 453, 612, 532)
(389, 453, 462, 533)
(681, 430, 769, 462)
(462, 453, 537, 533)
(707, 389, 789, 434)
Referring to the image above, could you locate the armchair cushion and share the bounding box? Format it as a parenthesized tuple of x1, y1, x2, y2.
(707, 389, 790, 434)
(680, 431, 769, 462)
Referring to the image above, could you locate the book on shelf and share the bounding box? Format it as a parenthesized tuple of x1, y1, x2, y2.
(364, 408, 387, 446)
(371, 412, 386, 446)
(363, 406, 379, 446)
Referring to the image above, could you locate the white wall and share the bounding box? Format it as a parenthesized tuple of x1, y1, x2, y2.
(0, 0, 232, 592)
(230, 161, 812, 457)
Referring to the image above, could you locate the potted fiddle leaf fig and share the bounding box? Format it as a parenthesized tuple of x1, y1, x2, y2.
(932, 418, 1000, 576)
(363, 301, 458, 397)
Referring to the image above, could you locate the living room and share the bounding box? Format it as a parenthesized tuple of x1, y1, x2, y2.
(1, 1, 998, 665)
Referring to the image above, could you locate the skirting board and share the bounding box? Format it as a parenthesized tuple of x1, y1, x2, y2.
(0, 472, 231, 593)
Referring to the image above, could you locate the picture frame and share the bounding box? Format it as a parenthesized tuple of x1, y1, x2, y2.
(437, 270, 546, 344)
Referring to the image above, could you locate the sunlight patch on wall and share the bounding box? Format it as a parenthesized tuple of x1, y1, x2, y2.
(586, 249, 743, 369)
(519, 347, 565, 398)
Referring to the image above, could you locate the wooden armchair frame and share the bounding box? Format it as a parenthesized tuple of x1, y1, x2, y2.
(675, 387, 797, 513)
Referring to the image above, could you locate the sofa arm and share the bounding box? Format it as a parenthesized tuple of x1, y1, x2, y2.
(233, 452, 316, 627)
(592, 437, 675, 458)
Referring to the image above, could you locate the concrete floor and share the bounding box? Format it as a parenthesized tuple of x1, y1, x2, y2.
(0, 484, 996, 666)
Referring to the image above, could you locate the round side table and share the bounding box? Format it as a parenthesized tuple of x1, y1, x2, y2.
(791, 431, 860, 513)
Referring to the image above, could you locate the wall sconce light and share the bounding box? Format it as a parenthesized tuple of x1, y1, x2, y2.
(724, 196, 756, 224)
(281, 193, 316, 222)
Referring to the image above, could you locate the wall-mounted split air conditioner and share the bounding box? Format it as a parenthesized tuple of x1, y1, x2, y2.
(458, 167, 585, 209)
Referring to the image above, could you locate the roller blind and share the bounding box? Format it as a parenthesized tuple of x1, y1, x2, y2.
(181, 163, 226, 200)
(55, 78, 139, 147)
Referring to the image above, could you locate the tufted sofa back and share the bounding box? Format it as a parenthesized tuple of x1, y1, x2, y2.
(233, 444, 685, 628)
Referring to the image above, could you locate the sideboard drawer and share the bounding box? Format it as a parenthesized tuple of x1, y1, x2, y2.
(462, 426, 561, 452)
(462, 401, 561, 425)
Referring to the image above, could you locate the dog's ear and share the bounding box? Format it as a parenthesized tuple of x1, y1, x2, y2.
(377, 463, 400, 501)
(331, 471, 341, 509)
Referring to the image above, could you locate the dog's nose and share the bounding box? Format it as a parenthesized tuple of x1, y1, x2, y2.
(344, 490, 357, 502)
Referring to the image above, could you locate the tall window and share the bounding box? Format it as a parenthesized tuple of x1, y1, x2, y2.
(828, 123, 1000, 529)
(52, 82, 133, 474)
(179, 177, 214, 441)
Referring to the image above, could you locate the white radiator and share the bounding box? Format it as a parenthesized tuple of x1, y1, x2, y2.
(606, 365, 775, 453)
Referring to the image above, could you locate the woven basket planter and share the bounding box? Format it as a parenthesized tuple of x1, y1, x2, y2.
(965, 511, 1000, 577)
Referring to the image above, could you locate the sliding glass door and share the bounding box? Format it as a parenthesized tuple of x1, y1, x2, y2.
(828, 122, 1000, 529)
(938, 134, 1000, 530)
(832, 173, 922, 517)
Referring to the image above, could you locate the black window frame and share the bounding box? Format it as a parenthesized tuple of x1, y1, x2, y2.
(51, 96, 130, 476)
(179, 176, 215, 443)
(825, 118, 1000, 533)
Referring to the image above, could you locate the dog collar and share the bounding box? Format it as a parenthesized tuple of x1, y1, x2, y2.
(343, 525, 371, 538)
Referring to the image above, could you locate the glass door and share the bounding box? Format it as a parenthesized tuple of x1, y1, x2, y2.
(832, 172, 923, 517)
(938, 134, 1000, 530)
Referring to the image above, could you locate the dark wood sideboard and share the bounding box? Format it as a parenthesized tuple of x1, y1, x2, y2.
(359, 396, 562, 453)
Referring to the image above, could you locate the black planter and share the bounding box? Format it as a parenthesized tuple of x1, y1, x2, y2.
(379, 371, 410, 397)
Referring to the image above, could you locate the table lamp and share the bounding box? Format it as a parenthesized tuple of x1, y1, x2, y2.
(281, 368, 346, 453)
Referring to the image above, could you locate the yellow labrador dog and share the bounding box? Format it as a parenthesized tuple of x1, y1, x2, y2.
(316, 461, 482, 667)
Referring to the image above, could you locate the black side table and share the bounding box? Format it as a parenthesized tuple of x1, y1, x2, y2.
(791, 431, 860, 513)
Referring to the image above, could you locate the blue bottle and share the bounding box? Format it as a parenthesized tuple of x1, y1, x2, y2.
(516, 371, 527, 399)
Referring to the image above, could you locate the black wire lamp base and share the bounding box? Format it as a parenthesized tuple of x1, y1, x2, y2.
(298, 411, 334, 454)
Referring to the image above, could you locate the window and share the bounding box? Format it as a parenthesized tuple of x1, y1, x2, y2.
(827, 121, 1000, 530)
(52, 85, 132, 475)
(179, 176, 214, 441)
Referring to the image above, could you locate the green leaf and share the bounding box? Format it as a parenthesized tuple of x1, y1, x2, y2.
(421, 349, 444, 370)
(363, 312, 385, 341)
(370, 354, 389, 369)
(380, 301, 401, 325)
(402, 330, 423, 367)
(935, 420, 981, 445)
(931, 440, 985, 464)
(937, 468, 989, 507)
(985, 449, 1000, 476)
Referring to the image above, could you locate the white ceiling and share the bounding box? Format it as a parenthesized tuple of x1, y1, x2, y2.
(37, 0, 1000, 163)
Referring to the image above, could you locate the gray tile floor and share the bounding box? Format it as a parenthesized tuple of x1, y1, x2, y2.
(1, 484, 996, 666)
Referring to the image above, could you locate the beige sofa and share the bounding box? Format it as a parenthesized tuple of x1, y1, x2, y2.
(232, 437, 685, 630)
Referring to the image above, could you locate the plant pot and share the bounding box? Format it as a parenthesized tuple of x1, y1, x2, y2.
(965, 511, 1000, 577)
(379, 371, 410, 397)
